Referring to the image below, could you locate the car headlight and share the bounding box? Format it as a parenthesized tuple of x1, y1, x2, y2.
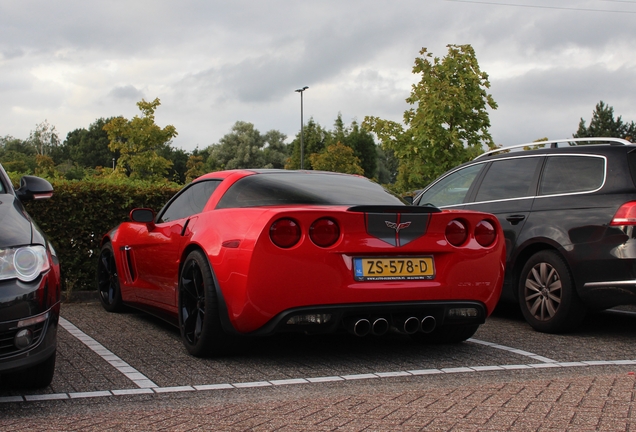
(0, 246, 50, 282)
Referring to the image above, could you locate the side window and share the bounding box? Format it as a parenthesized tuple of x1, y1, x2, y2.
(417, 163, 484, 207)
(159, 180, 221, 223)
(475, 157, 540, 202)
(539, 155, 604, 196)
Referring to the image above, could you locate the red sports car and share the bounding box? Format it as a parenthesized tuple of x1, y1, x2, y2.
(98, 170, 505, 356)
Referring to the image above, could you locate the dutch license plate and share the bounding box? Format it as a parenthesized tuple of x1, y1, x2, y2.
(353, 257, 435, 281)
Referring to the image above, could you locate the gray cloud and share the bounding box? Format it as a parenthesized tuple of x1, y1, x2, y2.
(108, 85, 145, 101)
(1, 0, 635, 151)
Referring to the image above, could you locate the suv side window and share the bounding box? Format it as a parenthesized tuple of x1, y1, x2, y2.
(416, 163, 484, 207)
(539, 155, 604, 196)
(159, 180, 221, 223)
(475, 157, 540, 202)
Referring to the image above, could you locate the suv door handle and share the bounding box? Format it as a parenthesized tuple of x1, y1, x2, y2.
(506, 215, 526, 225)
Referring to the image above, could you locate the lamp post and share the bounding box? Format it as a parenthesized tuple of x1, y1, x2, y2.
(295, 86, 308, 169)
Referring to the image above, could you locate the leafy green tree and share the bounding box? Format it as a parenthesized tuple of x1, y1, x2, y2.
(104, 98, 177, 181)
(376, 146, 399, 185)
(574, 101, 636, 141)
(262, 130, 289, 169)
(63, 118, 118, 169)
(0, 136, 37, 174)
(204, 122, 288, 171)
(185, 154, 205, 183)
(206, 121, 266, 170)
(286, 118, 329, 170)
(27, 120, 60, 157)
(159, 146, 189, 183)
(309, 142, 364, 175)
(364, 44, 497, 191)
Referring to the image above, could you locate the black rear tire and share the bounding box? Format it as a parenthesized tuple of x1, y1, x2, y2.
(178, 250, 233, 357)
(518, 250, 586, 333)
(97, 243, 124, 312)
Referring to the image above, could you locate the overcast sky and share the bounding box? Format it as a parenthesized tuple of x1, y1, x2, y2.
(1, 0, 635, 152)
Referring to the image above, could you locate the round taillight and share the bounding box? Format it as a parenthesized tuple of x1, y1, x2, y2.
(310, 218, 340, 248)
(445, 219, 468, 246)
(270, 218, 301, 248)
(475, 220, 496, 247)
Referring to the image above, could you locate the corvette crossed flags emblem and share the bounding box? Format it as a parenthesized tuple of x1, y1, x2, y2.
(385, 221, 411, 232)
(364, 212, 429, 247)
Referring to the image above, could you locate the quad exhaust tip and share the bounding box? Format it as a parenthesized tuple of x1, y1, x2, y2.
(347, 315, 437, 337)
(371, 317, 390, 336)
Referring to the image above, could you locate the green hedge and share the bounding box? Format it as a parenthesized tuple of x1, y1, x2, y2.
(22, 178, 180, 293)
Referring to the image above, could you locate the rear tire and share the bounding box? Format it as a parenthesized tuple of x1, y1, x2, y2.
(97, 243, 124, 313)
(178, 250, 233, 357)
(518, 250, 586, 333)
(2, 351, 56, 389)
(410, 324, 479, 344)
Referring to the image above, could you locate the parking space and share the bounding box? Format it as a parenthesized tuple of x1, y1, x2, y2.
(4, 299, 636, 429)
(3, 299, 636, 403)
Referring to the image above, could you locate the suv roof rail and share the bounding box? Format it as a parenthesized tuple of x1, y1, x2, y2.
(475, 137, 633, 160)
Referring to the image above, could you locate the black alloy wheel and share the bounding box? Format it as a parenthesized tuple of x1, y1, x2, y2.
(97, 243, 124, 312)
(178, 250, 230, 357)
(519, 250, 586, 333)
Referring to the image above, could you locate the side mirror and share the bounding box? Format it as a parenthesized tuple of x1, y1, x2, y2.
(402, 196, 414, 205)
(130, 208, 156, 230)
(16, 175, 54, 202)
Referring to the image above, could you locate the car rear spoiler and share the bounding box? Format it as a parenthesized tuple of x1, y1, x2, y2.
(347, 205, 441, 213)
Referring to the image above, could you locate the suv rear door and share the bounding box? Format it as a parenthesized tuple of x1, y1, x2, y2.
(464, 156, 543, 266)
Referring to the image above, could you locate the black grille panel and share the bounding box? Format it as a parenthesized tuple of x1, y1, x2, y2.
(0, 321, 45, 357)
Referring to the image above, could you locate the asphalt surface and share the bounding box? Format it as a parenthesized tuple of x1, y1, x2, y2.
(2, 295, 636, 431)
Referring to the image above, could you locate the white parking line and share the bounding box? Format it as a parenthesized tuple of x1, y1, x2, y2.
(3, 324, 635, 404)
(59, 317, 158, 389)
(3, 357, 636, 404)
(468, 338, 557, 363)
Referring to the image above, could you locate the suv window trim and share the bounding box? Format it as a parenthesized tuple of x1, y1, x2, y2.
(420, 153, 607, 209)
(535, 153, 607, 200)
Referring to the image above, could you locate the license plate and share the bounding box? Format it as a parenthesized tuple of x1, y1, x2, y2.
(353, 257, 435, 281)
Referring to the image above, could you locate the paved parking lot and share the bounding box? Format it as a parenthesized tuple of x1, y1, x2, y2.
(2, 296, 636, 430)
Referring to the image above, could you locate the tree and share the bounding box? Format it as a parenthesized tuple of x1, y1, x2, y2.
(27, 120, 60, 157)
(103, 98, 177, 181)
(185, 154, 205, 183)
(205, 122, 288, 171)
(574, 101, 636, 141)
(262, 130, 289, 169)
(63, 118, 118, 169)
(364, 44, 497, 191)
(309, 142, 364, 175)
(286, 118, 329, 170)
(0, 135, 37, 174)
(206, 121, 266, 170)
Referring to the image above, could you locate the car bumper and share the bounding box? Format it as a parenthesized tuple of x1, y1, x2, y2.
(0, 272, 61, 374)
(222, 300, 487, 337)
(0, 305, 60, 374)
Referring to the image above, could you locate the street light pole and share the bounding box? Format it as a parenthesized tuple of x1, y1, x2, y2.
(295, 86, 308, 170)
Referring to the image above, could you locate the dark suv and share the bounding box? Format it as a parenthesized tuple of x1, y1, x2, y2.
(413, 137, 636, 333)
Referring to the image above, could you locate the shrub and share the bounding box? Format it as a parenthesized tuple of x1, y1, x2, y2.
(22, 177, 180, 291)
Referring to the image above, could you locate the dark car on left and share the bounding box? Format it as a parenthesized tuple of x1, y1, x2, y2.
(0, 164, 60, 388)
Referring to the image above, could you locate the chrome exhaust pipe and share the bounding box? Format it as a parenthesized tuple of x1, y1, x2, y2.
(402, 316, 420, 334)
(346, 318, 371, 337)
(371, 318, 389, 336)
(421, 316, 436, 333)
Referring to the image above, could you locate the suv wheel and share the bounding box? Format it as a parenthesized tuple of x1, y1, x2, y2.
(518, 250, 586, 333)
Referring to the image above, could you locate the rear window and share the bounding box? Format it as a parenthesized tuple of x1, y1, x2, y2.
(216, 172, 405, 208)
(475, 157, 541, 202)
(539, 155, 605, 196)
